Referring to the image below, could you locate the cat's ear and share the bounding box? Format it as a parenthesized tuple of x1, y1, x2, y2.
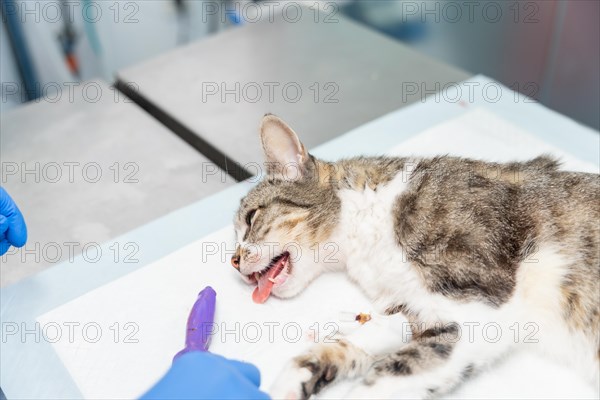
(260, 114, 310, 180)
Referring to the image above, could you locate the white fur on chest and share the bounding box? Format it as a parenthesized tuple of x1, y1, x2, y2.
(335, 169, 452, 319)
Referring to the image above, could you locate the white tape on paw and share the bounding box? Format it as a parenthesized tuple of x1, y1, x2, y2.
(344, 313, 412, 356)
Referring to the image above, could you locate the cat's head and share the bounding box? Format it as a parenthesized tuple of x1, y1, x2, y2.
(232, 115, 343, 303)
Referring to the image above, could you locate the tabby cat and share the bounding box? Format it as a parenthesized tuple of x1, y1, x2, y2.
(232, 114, 599, 399)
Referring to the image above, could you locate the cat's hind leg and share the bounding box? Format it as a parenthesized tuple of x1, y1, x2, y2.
(348, 322, 512, 399)
(348, 350, 474, 399)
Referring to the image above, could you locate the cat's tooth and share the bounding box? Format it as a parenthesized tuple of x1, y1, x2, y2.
(274, 275, 287, 285)
(254, 272, 260, 280)
(268, 278, 276, 283)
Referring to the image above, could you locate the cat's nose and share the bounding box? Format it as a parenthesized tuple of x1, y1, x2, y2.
(231, 255, 240, 269)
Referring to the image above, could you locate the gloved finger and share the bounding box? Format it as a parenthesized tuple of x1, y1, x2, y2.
(0, 239, 11, 256)
(0, 215, 7, 234)
(0, 189, 27, 247)
(6, 205, 27, 247)
(227, 359, 261, 387)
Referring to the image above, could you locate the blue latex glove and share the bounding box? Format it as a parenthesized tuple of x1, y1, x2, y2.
(0, 188, 27, 256)
(141, 352, 270, 400)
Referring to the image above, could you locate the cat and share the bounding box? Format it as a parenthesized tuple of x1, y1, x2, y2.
(231, 114, 600, 399)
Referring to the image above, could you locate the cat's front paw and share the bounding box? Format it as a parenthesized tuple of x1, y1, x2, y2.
(270, 353, 338, 400)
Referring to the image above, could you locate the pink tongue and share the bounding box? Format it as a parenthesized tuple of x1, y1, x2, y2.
(252, 255, 288, 304)
(252, 273, 275, 304)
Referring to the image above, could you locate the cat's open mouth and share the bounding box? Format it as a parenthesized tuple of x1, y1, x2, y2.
(249, 251, 291, 304)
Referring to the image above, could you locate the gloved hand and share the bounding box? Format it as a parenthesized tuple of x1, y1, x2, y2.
(0, 188, 27, 256)
(141, 352, 270, 400)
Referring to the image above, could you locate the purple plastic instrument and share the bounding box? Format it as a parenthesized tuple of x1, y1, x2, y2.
(173, 286, 217, 362)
